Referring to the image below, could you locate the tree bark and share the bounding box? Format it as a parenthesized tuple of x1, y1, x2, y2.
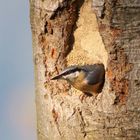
(30, 0, 140, 139)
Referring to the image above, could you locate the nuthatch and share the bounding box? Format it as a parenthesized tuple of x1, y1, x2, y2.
(51, 64, 105, 96)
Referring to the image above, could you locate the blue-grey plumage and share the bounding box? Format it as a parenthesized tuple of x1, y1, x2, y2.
(51, 64, 105, 96)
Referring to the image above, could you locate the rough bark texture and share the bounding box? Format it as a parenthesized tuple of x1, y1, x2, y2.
(30, 0, 140, 139)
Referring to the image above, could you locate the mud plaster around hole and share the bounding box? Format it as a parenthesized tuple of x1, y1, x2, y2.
(67, 0, 108, 67)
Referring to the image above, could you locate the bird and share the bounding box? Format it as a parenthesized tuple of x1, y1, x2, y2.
(51, 63, 105, 96)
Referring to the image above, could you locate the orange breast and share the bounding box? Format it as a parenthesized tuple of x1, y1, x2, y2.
(72, 80, 102, 95)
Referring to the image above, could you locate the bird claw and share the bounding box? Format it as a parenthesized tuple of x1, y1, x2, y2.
(79, 92, 92, 103)
(79, 92, 100, 103)
(79, 94, 86, 103)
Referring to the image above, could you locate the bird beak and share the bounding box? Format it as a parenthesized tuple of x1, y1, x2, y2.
(51, 74, 63, 80)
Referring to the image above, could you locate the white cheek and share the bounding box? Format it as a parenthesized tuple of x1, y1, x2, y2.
(63, 75, 72, 79)
(63, 75, 67, 79)
(75, 71, 79, 77)
(63, 71, 79, 79)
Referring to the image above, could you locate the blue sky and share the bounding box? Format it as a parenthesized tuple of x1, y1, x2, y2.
(0, 0, 36, 139)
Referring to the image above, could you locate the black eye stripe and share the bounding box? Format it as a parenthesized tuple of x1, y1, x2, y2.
(61, 68, 81, 76)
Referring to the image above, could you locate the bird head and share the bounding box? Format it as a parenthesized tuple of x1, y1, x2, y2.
(51, 66, 81, 83)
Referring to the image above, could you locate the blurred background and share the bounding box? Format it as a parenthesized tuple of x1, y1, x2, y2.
(0, 0, 36, 139)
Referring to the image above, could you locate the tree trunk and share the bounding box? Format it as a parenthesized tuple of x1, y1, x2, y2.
(30, 0, 140, 139)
